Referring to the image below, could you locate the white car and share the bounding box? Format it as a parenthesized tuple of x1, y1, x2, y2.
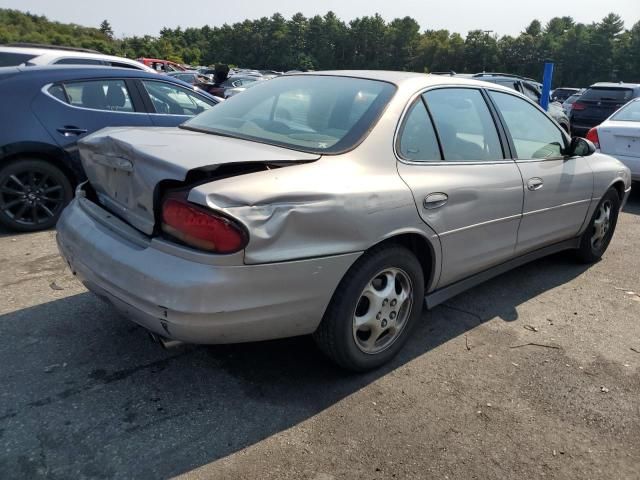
(587, 98, 640, 181)
(0, 44, 156, 73)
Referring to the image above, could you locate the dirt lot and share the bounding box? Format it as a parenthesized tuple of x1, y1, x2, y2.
(0, 190, 639, 480)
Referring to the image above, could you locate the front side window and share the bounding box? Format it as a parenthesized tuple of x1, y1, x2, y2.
(184, 75, 396, 153)
(398, 100, 441, 161)
(489, 91, 565, 159)
(611, 100, 640, 122)
(53, 79, 135, 112)
(141, 80, 216, 115)
(423, 88, 503, 161)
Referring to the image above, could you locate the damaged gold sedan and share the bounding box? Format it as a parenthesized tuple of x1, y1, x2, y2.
(57, 71, 631, 370)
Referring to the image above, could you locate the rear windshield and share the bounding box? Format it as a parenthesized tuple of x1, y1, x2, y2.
(611, 100, 640, 122)
(0, 52, 37, 67)
(581, 88, 634, 102)
(183, 75, 396, 154)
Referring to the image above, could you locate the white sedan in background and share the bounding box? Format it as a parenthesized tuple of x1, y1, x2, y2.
(587, 98, 640, 181)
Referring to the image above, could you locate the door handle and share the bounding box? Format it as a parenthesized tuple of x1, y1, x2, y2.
(423, 192, 448, 209)
(527, 177, 544, 191)
(57, 126, 88, 137)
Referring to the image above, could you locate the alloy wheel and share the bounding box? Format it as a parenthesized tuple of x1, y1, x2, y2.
(352, 267, 413, 354)
(591, 199, 612, 250)
(0, 169, 65, 227)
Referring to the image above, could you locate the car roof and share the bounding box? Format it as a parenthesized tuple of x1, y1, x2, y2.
(2, 64, 163, 79)
(590, 82, 640, 89)
(294, 70, 517, 91)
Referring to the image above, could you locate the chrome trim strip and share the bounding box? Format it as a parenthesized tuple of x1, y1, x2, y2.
(516, 157, 569, 163)
(440, 214, 522, 237)
(522, 198, 592, 217)
(400, 159, 515, 166)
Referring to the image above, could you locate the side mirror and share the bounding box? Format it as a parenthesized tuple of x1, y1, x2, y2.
(567, 137, 596, 157)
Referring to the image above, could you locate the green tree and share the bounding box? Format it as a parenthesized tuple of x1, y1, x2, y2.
(99, 19, 113, 40)
(1, 8, 638, 87)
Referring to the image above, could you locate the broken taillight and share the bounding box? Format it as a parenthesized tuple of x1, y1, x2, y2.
(161, 195, 248, 254)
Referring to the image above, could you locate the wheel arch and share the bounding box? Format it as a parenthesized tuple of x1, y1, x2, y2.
(370, 231, 439, 294)
(609, 180, 626, 202)
(0, 142, 80, 186)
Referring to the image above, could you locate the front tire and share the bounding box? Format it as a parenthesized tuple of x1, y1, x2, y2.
(0, 159, 73, 232)
(576, 188, 620, 263)
(313, 245, 425, 371)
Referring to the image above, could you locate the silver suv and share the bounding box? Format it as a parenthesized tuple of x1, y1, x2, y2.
(0, 44, 155, 73)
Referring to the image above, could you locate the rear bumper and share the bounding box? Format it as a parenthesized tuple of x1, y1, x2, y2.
(56, 197, 360, 344)
(607, 153, 640, 181)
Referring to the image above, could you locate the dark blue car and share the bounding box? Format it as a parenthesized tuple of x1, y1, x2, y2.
(0, 65, 221, 231)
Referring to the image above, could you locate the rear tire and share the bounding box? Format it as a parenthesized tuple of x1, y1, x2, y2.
(313, 245, 424, 372)
(0, 158, 73, 232)
(575, 188, 620, 263)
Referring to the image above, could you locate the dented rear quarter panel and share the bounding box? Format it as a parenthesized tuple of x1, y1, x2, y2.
(186, 78, 443, 287)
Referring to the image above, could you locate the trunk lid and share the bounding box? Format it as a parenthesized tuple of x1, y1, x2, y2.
(78, 127, 320, 235)
(598, 121, 640, 158)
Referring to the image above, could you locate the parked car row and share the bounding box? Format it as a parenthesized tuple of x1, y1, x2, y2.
(584, 96, 640, 182)
(569, 82, 640, 136)
(547, 81, 640, 182)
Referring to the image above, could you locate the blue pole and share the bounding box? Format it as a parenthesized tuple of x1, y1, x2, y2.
(540, 62, 554, 111)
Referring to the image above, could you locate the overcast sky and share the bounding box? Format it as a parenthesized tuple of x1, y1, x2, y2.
(3, 0, 639, 38)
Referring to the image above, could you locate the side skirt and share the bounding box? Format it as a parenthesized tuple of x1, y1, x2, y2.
(424, 237, 581, 309)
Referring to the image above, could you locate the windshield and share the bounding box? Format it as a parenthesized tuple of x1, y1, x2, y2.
(184, 75, 396, 153)
(611, 100, 640, 122)
(581, 87, 634, 102)
(563, 94, 581, 105)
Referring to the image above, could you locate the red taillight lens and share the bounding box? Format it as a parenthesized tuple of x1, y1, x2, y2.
(161, 196, 248, 254)
(585, 127, 600, 149)
(572, 102, 586, 111)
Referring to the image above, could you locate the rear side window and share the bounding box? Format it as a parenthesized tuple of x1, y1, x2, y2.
(0, 52, 36, 67)
(398, 100, 441, 161)
(47, 84, 68, 102)
(489, 91, 565, 159)
(494, 80, 519, 91)
(109, 61, 142, 70)
(54, 58, 105, 65)
(581, 88, 634, 102)
(51, 79, 135, 112)
(423, 88, 503, 162)
(521, 83, 540, 102)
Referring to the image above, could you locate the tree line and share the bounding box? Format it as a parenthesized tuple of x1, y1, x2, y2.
(1, 8, 639, 87)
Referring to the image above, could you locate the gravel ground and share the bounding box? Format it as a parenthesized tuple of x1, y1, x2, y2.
(0, 189, 638, 480)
